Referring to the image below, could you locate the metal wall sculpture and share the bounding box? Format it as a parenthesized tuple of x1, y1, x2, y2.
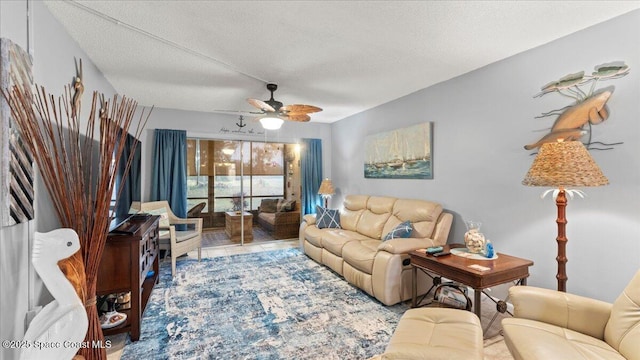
(364, 122, 433, 179)
(1, 38, 34, 227)
(525, 61, 629, 152)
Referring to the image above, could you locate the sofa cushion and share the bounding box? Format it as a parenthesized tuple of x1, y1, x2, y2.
(258, 212, 276, 226)
(393, 199, 442, 238)
(304, 225, 325, 248)
(503, 318, 625, 360)
(367, 196, 396, 213)
(276, 199, 296, 212)
(260, 199, 279, 213)
(342, 239, 380, 274)
(383, 220, 413, 241)
(343, 195, 369, 211)
(340, 208, 364, 231)
(356, 210, 390, 239)
(322, 229, 368, 256)
(340, 195, 369, 231)
(316, 206, 341, 229)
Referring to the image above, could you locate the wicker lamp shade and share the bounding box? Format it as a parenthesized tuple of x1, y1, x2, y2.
(318, 178, 335, 196)
(318, 178, 335, 208)
(522, 141, 608, 187)
(522, 140, 607, 292)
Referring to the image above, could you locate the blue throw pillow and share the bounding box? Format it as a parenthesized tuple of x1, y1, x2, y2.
(383, 221, 413, 241)
(316, 205, 341, 229)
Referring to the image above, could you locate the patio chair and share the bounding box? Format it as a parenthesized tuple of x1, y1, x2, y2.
(138, 201, 202, 277)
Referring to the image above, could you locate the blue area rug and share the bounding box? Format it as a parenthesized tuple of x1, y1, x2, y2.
(121, 248, 408, 359)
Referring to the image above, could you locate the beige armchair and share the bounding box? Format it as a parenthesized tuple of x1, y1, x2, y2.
(137, 201, 202, 277)
(502, 269, 640, 360)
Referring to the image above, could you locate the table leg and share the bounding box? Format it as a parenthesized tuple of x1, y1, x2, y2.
(474, 288, 481, 318)
(412, 266, 417, 308)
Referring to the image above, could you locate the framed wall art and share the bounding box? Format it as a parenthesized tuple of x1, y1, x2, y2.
(364, 122, 433, 179)
(1, 38, 34, 227)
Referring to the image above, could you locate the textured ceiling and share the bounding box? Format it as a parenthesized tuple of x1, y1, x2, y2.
(44, 1, 640, 123)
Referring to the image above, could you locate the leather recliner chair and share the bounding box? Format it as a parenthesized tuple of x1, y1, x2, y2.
(502, 270, 640, 360)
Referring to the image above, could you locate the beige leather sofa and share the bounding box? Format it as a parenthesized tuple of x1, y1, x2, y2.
(299, 195, 452, 305)
(502, 269, 640, 360)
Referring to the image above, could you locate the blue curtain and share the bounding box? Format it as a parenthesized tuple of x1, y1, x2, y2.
(114, 133, 141, 218)
(301, 138, 323, 215)
(150, 129, 188, 220)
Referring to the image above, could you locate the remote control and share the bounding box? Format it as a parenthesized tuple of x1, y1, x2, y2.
(426, 246, 444, 254)
(433, 251, 451, 257)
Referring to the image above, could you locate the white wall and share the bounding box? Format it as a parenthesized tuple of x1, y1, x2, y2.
(1, 1, 118, 359)
(332, 9, 640, 302)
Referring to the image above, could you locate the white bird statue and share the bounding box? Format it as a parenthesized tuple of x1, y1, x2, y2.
(20, 229, 88, 360)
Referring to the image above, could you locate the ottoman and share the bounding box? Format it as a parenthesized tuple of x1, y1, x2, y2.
(376, 308, 483, 360)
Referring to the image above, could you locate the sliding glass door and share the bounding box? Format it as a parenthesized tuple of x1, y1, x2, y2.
(186, 138, 294, 244)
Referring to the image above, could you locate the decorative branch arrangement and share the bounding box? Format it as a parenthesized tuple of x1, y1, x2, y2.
(2, 64, 150, 360)
(525, 61, 629, 151)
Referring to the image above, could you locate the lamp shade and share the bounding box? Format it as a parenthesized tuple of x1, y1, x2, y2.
(522, 140, 608, 187)
(318, 178, 335, 196)
(259, 117, 284, 130)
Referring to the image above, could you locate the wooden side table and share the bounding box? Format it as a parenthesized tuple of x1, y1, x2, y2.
(410, 245, 533, 321)
(225, 211, 253, 243)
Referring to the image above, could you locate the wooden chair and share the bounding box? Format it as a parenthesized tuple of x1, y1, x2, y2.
(136, 201, 202, 277)
(187, 202, 206, 218)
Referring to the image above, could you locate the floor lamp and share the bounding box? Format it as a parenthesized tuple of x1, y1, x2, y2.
(318, 178, 335, 208)
(522, 140, 608, 292)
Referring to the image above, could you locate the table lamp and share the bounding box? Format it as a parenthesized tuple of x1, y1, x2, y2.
(318, 178, 335, 208)
(522, 140, 608, 292)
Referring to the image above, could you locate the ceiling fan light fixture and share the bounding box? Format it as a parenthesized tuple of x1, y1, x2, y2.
(260, 116, 284, 130)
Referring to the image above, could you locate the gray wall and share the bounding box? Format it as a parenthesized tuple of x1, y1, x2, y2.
(0, 1, 118, 359)
(332, 9, 640, 302)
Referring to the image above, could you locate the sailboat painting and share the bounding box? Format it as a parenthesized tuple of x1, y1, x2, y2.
(364, 122, 433, 179)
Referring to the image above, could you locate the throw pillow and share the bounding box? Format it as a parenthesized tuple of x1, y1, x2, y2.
(260, 199, 278, 213)
(277, 199, 296, 212)
(316, 205, 341, 229)
(383, 220, 413, 241)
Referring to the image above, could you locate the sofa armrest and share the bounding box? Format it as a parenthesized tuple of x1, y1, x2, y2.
(432, 212, 453, 245)
(169, 217, 202, 232)
(509, 286, 612, 340)
(302, 214, 316, 226)
(377, 238, 438, 254)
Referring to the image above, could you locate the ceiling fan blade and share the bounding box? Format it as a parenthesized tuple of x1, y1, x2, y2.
(247, 98, 275, 112)
(280, 104, 322, 114)
(284, 113, 311, 122)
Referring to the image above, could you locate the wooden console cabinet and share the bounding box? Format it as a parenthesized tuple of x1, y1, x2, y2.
(97, 215, 160, 341)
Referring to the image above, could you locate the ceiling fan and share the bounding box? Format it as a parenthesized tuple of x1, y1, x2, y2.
(223, 83, 322, 129)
